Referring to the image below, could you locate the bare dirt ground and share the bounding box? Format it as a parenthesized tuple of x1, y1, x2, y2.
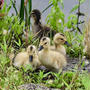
(65, 55, 90, 72)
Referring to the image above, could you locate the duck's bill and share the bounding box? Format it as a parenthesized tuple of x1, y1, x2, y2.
(38, 46, 44, 51)
(64, 41, 70, 46)
(29, 55, 33, 62)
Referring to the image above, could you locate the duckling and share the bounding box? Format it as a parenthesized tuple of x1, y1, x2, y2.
(51, 33, 69, 56)
(12, 45, 40, 70)
(84, 20, 90, 59)
(38, 37, 67, 72)
(27, 45, 41, 68)
(30, 9, 56, 40)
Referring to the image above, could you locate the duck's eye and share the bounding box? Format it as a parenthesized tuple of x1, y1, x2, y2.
(59, 38, 64, 40)
(60, 33, 64, 36)
(44, 42, 47, 45)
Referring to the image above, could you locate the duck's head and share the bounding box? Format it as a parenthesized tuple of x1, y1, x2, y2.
(30, 9, 41, 24)
(54, 33, 70, 46)
(27, 45, 37, 62)
(38, 37, 50, 51)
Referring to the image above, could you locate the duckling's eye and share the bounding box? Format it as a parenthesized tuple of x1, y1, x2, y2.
(59, 38, 64, 40)
(44, 42, 47, 45)
(61, 38, 64, 40)
(60, 33, 64, 36)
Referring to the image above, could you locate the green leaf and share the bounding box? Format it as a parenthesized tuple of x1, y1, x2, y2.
(59, 0, 64, 8)
(70, 5, 79, 13)
(7, 0, 12, 12)
(2, 1, 7, 13)
(14, 39, 21, 47)
(80, 0, 86, 4)
(70, 0, 86, 13)
(20, 0, 24, 23)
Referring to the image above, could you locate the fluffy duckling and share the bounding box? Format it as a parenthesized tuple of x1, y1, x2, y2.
(38, 37, 67, 72)
(30, 9, 56, 40)
(26, 45, 41, 68)
(51, 33, 69, 56)
(12, 45, 40, 70)
(84, 20, 90, 59)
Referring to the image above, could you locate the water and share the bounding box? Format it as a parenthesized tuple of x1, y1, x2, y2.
(32, 0, 89, 22)
(7, 0, 89, 23)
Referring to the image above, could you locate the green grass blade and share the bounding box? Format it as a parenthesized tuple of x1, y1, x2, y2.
(28, 0, 32, 28)
(20, 0, 24, 22)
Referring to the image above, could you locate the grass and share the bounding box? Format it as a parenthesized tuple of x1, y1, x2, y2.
(0, 37, 89, 89)
(0, 54, 90, 90)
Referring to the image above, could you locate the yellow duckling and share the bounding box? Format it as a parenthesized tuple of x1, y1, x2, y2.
(38, 37, 67, 72)
(13, 45, 40, 70)
(51, 33, 69, 56)
(26, 45, 41, 68)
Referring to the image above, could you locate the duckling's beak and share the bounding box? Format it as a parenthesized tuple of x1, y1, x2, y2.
(29, 55, 33, 62)
(38, 46, 44, 51)
(64, 41, 70, 46)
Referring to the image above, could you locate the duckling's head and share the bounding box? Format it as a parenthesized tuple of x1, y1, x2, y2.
(27, 45, 37, 55)
(27, 45, 37, 62)
(38, 37, 50, 51)
(54, 33, 69, 46)
(30, 9, 41, 24)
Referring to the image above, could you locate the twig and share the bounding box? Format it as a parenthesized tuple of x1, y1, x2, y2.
(78, 21, 85, 24)
(11, 0, 18, 15)
(24, 0, 28, 6)
(76, 12, 85, 16)
(0, 13, 7, 17)
(76, 0, 84, 34)
(71, 0, 85, 34)
(42, 3, 53, 13)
